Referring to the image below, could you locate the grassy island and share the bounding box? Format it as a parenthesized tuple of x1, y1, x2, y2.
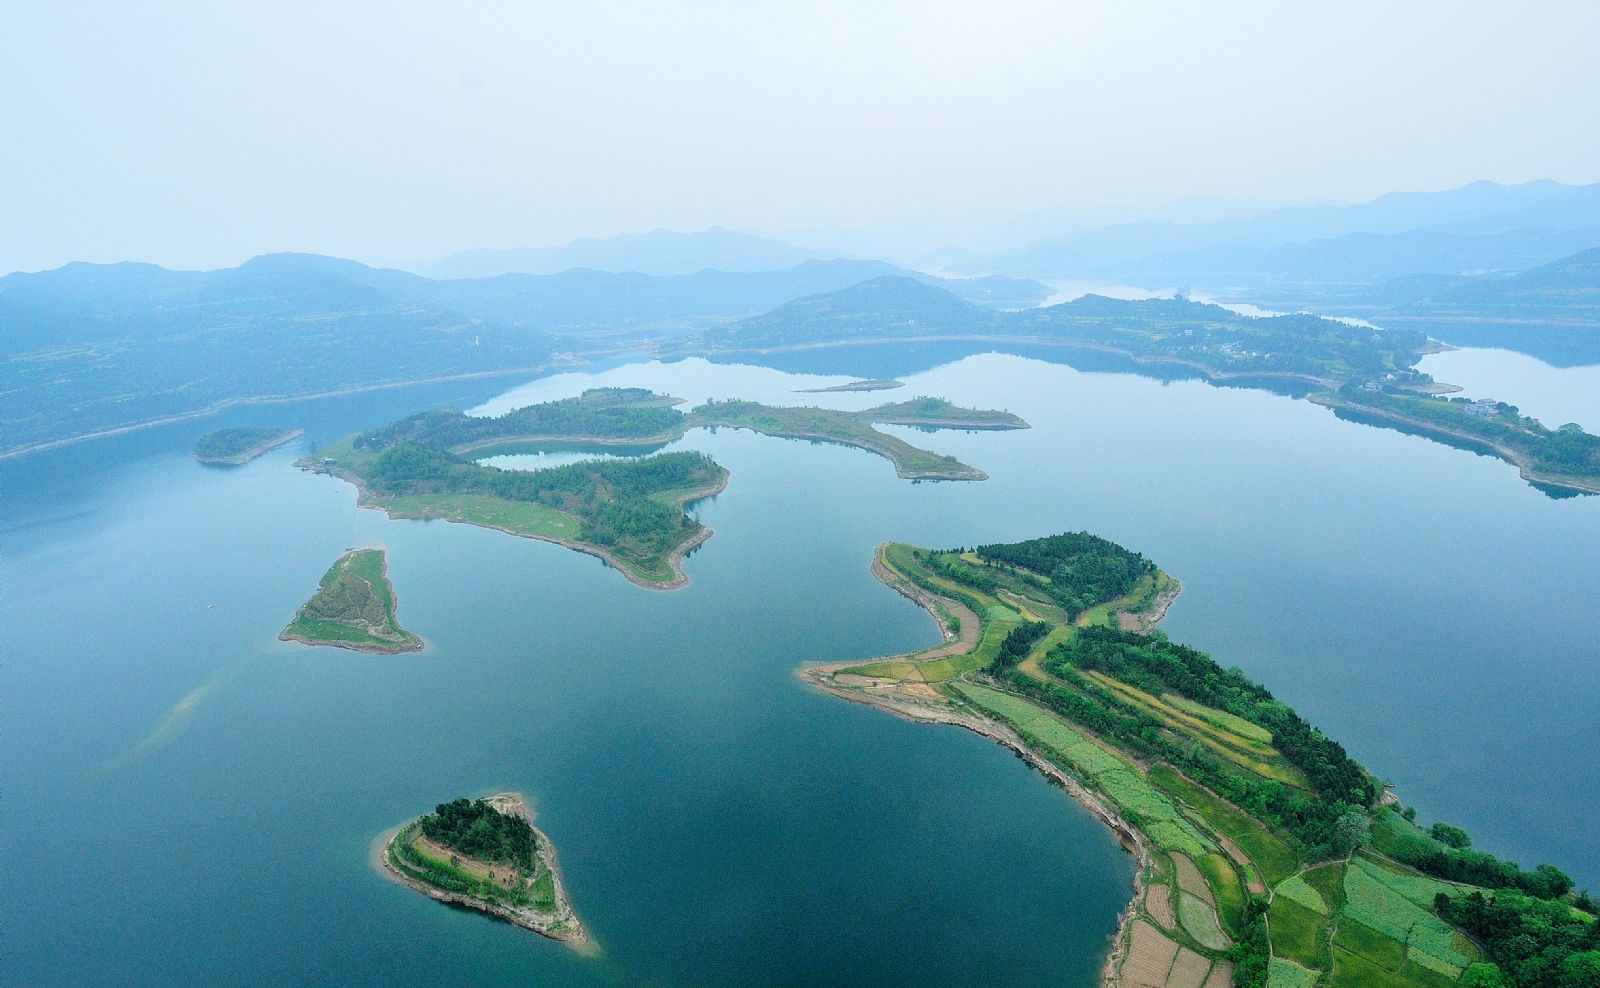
(796, 378, 905, 393)
(279, 548, 422, 652)
(804, 535, 1591, 988)
(192, 427, 303, 464)
(303, 388, 1024, 588)
(304, 427, 727, 589)
(380, 793, 586, 947)
(689, 396, 1027, 480)
(354, 387, 1026, 482)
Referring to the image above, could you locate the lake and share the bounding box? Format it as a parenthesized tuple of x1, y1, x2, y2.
(4, 349, 1598, 986)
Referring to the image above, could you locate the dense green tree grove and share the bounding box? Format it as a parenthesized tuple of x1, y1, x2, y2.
(418, 798, 537, 870)
(1225, 895, 1271, 988)
(973, 532, 1153, 619)
(364, 441, 720, 558)
(991, 620, 1051, 672)
(193, 427, 286, 458)
(1437, 891, 1599, 988)
(1390, 829, 1574, 899)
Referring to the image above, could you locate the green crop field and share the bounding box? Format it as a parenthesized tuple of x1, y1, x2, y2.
(1268, 958, 1320, 988)
(1342, 857, 1475, 976)
(1268, 894, 1326, 968)
(1148, 764, 1300, 886)
(1197, 851, 1247, 934)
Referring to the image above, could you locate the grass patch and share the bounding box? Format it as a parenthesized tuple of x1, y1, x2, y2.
(954, 682, 1214, 857)
(380, 493, 582, 540)
(1268, 895, 1326, 968)
(1197, 852, 1247, 935)
(1268, 958, 1320, 988)
(1275, 875, 1330, 916)
(1301, 862, 1347, 912)
(839, 660, 921, 680)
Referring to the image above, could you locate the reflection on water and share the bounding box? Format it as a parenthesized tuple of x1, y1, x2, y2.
(1420, 346, 1600, 433)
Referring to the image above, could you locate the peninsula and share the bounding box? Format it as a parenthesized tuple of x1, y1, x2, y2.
(380, 793, 586, 947)
(804, 535, 1588, 988)
(702, 278, 1600, 495)
(279, 548, 422, 652)
(192, 427, 303, 464)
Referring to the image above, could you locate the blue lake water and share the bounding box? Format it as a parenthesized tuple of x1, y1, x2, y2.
(4, 350, 1598, 985)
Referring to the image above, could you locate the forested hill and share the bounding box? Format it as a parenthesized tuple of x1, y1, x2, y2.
(0, 254, 1047, 456)
(712, 277, 1432, 383)
(360, 388, 684, 451)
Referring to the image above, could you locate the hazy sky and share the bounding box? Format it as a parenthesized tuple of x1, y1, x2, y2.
(5, 1, 1600, 273)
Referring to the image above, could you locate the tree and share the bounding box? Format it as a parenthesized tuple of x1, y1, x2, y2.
(1431, 821, 1472, 849)
(1333, 808, 1371, 854)
(1459, 963, 1506, 988)
(1562, 952, 1600, 988)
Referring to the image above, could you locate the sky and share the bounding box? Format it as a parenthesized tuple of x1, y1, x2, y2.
(4, 0, 1600, 274)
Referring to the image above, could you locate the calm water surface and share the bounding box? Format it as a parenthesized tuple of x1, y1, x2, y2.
(4, 351, 1599, 986)
(1419, 346, 1600, 432)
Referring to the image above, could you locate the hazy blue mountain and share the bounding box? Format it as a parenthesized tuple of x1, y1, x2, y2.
(0, 253, 1047, 453)
(1089, 226, 1600, 291)
(425, 226, 830, 278)
(0, 258, 557, 454)
(968, 180, 1600, 279)
(338, 255, 1046, 335)
(1235, 247, 1600, 366)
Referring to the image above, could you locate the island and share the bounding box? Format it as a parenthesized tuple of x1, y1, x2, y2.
(692, 396, 1026, 480)
(279, 548, 423, 652)
(796, 378, 905, 393)
(350, 387, 1027, 481)
(803, 534, 1589, 988)
(380, 793, 587, 947)
(191, 427, 303, 464)
(301, 388, 1027, 590)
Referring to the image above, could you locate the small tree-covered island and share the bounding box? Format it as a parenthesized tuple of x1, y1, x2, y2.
(191, 427, 303, 464)
(302, 387, 1027, 588)
(380, 794, 587, 947)
(803, 533, 1594, 988)
(279, 548, 422, 652)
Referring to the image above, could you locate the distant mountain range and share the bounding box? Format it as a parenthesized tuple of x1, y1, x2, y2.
(963, 180, 1600, 283)
(1091, 226, 1600, 291)
(423, 227, 834, 279)
(1241, 247, 1600, 366)
(0, 254, 1048, 454)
